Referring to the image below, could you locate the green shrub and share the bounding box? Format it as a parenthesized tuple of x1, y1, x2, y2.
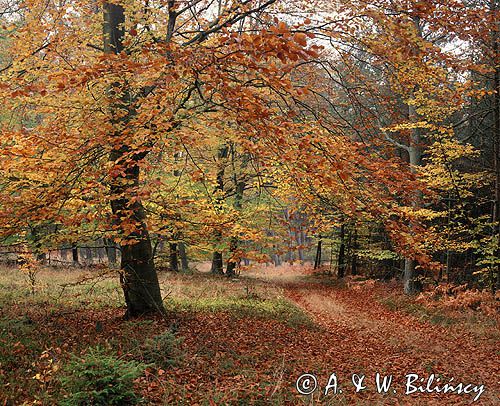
(140, 330, 184, 368)
(59, 347, 144, 406)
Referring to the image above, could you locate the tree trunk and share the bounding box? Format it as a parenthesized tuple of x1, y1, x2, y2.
(72, 243, 78, 264)
(212, 145, 228, 275)
(211, 251, 224, 275)
(404, 102, 424, 294)
(338, 224, 346, 278)
(226, 153, 246, 277)
(30, 225, 46, 263)
(104, 3, 164, 317)
(403, 16, 424, 295)
(297, 230, 305, 262)
(313, 238, 322, 270)
(351, 228, 358, 276)
(226, 239, 238, 277)
(404, 109, 423, 293)
(178, 242, 189, 272)
(169, 242, 179, 272)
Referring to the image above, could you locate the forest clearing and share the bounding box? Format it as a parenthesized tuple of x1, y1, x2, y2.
(1, 0, 500, 404)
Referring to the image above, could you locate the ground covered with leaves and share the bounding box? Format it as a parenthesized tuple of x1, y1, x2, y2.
(0, 265, 498, 405)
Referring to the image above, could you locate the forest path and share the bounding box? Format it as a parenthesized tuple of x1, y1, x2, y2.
(249, 266, 499, 405)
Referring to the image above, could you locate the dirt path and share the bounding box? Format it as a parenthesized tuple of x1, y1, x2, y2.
(270, 274, 499, 405)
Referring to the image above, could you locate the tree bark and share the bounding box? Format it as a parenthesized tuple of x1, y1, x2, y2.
(226, 152, 246, 277)
(226, 238, 238, 277)
(211, 251, 224, 275)
(403, 16, 424, 295)
(178, 242, 189, 272)
(297, 230, 305, 262)
(351, 228, 358, 276)
(313, 238, 322, 270)
(169, 242, 179, 272)
(104, 3, 164, 317)
(403, 105, 424, 294)
(212, 145, 228, 275)
(404, 101, 424, 294)
(30, 225, 46, 263)
(338, 224, 346, 278)
(72, 243, 78, 264)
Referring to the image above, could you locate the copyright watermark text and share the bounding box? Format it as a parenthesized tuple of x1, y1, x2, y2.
(295, 372, 485, 402)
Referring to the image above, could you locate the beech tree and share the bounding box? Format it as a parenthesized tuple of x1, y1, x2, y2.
(0, 0, 321, 315)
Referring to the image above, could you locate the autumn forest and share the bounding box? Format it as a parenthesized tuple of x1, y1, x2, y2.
(0, 0, 498, 404)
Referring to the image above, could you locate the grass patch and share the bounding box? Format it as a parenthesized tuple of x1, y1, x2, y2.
(165, 296, 314, 328)
(0, 267, 123, 312)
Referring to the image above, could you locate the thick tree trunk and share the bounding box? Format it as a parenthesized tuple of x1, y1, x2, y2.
(338, 224, 346, 278)
(169, 242, 179, 272)
(118, 228, 163, 317)
(104, 3, 164, 317)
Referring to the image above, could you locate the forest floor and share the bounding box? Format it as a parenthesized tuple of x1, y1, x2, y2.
(0, 263, 498, 405)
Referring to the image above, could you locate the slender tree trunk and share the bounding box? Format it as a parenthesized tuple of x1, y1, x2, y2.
(30, 225, 46, 263)
(104, 3, 164, 317)
(226, 152, 246, 277)
(338, 224, 346, 278)
(226, 237, 238, 276)
(72, 243, 78, 264)
(404, 103, 424, 294)
(178, 242, 189, 272)
(351, 228, 358, 276)
(403, 16, 424, 295)
(297, 230, 305, 262)
(212, 145, 228, 275)
(169, 242, 179, 272)
(313, 238, 322, 270)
